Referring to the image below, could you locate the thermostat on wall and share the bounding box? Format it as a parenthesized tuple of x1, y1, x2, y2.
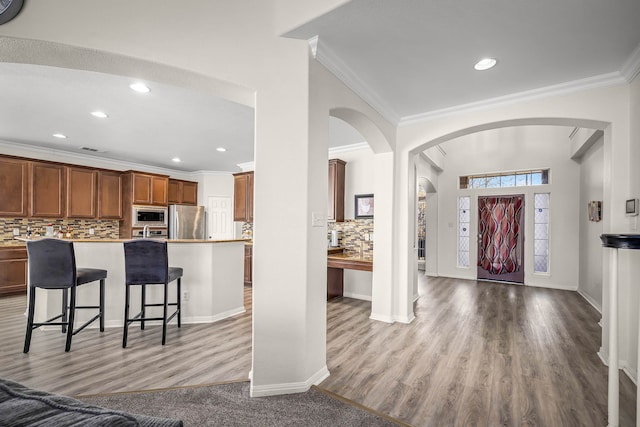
(625, 198, 639, 216)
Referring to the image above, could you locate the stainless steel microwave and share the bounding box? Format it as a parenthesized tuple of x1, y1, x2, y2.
(132, 205, 168, 227)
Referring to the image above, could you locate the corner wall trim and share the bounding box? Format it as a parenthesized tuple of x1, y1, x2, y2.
(250, 366, 330, 397)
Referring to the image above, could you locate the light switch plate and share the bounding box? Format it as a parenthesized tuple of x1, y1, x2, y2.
(12, 228, 20, 236)
(311, 211, 326, 227)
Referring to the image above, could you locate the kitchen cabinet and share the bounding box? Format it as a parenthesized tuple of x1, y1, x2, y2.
(98, 170, 123, 219)
(328, 159, 346, 222)
(233, 171, 253, 222)
(128, 172, 169, 206)
(66, 166, 97, 218)
(168, 179, 198, 205)
(0, 246, 27, 297)
(30, 162, 65, 218)
(0, 157, 29, 217)
(244, 244, 252, 286)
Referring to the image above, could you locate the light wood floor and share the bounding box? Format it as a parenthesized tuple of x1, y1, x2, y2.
(0, 276, 636, 426)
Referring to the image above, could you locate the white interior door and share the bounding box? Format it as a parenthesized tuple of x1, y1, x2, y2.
(207, 196, 233, 240)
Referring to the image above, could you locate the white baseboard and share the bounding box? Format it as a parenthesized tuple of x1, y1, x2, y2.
(596, 349, 637, 385)
(577, 289, 602, 313)
(394, 313, 416, 324)
(623, 366, 638, 385)
(85, 306, 246, 329)
(250, 365, 330, 397)
(369, 312, 394, 323)
(343, 292, 372, 301)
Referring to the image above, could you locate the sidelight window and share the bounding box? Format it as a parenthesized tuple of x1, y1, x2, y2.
(458, 196, 470, 267)
(534, 193, 550, 273)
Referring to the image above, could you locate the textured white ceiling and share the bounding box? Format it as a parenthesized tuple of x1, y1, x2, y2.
(286, 0, 640, 121)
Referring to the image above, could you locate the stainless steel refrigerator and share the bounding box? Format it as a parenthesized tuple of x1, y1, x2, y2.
(169, 205, 206, 239)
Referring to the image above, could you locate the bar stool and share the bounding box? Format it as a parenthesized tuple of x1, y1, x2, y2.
(24, 238, 107, 353)
(122, 240, 182, 347)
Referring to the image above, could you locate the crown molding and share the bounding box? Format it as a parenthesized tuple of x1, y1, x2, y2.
(236, 161, 254, 171)
(399, 71, 627, 126)
(329, 142, 370, 155)
(621, 42, 640, 83)
(0, 139, 232, 177)
(315, 42, 401, 125)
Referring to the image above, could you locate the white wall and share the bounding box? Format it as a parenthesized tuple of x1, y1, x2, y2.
(437, 125, 581, 290)
(578, 136, 604, 310)
(331, 146, 374, 219)
(622, 73, 640, 380)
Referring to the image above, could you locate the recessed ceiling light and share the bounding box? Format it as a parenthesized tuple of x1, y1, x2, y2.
(474, 58, 497, 71)
(216, 147, 226, 152)
(130, 82, 150, 93)
(53, 133, 67, 139)
(172, 157, 181, 162)
(91, 111, 108, 118)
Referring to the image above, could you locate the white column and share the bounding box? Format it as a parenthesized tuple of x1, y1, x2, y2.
(608, 247, 619, 427)
(370, 152, 394, 322)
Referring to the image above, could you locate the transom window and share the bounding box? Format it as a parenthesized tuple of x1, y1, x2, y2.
(460, 169, 549, 189)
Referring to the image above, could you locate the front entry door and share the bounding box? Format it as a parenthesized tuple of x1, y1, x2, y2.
(477, 195, 525, 283)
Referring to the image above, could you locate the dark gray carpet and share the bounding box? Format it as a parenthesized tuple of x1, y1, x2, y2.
(79, 381, 404, 426)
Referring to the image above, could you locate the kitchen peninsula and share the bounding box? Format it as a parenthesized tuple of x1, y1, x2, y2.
(28, 239, 246, 328)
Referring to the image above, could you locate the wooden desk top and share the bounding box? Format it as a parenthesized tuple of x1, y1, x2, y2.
(327, 253, 373, 272)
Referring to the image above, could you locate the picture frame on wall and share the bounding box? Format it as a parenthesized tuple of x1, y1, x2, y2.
(355, 194, 374, 219)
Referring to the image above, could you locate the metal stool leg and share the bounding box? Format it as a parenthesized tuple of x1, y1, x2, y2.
(162, 282, 168, 345)
(177, 278, 182, 328)
(23, 287, 36, 353)
(99, 279, 105, 332)
(123, 284, 130, 348)
(64, 287, 76, 352)
(61, 288, 68, 333)
(141, 284, 146, 330)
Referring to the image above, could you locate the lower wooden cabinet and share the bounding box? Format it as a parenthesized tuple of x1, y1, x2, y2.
(0, 246, 27, 297)
(244, 244, 252, 286)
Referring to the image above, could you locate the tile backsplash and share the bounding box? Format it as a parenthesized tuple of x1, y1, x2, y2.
(329, 219, 374, 257)
(241, 222, 253, 240)
(241, 219, 373, 257)
(0, 218, 119, 244)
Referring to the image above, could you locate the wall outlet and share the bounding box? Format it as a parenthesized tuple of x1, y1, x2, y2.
(12, 228, 20, 236)
(183, 290, 190, 301)
(89, 228, 95, 235)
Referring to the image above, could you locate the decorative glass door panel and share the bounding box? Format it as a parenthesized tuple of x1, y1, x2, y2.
(477, 195, 525, 283)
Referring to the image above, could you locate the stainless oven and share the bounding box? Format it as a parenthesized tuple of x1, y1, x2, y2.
(132, 205, 168, 227)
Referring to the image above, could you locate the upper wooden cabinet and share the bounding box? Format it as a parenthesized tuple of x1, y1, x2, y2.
(0, 157, 29, 217)
(233, 171, 253, 222)
(66, 166, 97, 218)
(128, 172, 169, 206)
(98, 170, 123, 219)
(168, 179, 198, 205)
(328, 159, 346, 222)
(30, 162, 65, 218)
